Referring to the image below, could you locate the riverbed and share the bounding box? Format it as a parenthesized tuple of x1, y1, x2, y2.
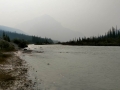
(20, 45, 120, 90)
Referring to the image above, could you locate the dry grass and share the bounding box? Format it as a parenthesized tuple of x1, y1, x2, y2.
(0, 53, 12, 64)
(0, 58, 6, 63)
(0, 72, 15, 81)
(0, 53, 12, 58)
(0, 53, 14, 88)
(0, 71, 15, 88)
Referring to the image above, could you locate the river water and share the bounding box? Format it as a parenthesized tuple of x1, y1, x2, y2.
(20, 45, 120, 90)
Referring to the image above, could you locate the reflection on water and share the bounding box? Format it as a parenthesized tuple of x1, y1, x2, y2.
(21, 45, 120, 90)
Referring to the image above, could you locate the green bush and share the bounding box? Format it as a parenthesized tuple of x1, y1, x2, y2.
(0, 40, 15, 51)
(13, 39, 28, 48)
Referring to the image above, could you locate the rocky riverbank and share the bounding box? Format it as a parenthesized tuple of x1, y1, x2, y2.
(0, 52, 34, 90)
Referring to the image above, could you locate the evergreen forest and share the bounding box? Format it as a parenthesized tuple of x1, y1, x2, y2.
(62, 27, 120, 46)
(0, 30, 53, 45)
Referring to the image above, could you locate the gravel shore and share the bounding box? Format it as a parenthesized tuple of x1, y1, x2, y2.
(0, 52, 34, 90)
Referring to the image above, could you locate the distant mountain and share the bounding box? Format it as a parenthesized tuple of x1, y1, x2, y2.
(0, 25, 24, 34)
(16, 15, 83, 42)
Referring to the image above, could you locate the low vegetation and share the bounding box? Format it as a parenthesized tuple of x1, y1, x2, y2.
(0, 71, 15, 88)
(0, 52, 12, 64)
(0, 40, 15, 51)
(0, 52, 15, 89)
(0, 72, 15, 81)
(13, 38, 28, 48)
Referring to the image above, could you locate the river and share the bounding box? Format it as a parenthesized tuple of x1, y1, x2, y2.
(20, 45, 120, 90)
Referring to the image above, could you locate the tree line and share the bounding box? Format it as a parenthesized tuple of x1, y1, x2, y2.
(0, 30, 53, 45)
(0, 30, 54, 49)
(62, 27, 120, 46)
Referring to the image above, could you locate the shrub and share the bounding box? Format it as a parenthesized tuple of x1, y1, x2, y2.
(0, 40, 15, 51)
(13, 39, 28, 48)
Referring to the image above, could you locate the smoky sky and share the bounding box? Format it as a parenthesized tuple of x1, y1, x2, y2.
(0, 0, 120, 37)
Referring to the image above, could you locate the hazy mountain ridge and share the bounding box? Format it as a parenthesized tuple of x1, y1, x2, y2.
(16, 15, 83, 42)
(0, 25, 24, 34)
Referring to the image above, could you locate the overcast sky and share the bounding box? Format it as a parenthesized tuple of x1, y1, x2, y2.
(0, 0, 120, 37)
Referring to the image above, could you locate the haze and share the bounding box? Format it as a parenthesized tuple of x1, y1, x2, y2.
(0, 0, 120, 40)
